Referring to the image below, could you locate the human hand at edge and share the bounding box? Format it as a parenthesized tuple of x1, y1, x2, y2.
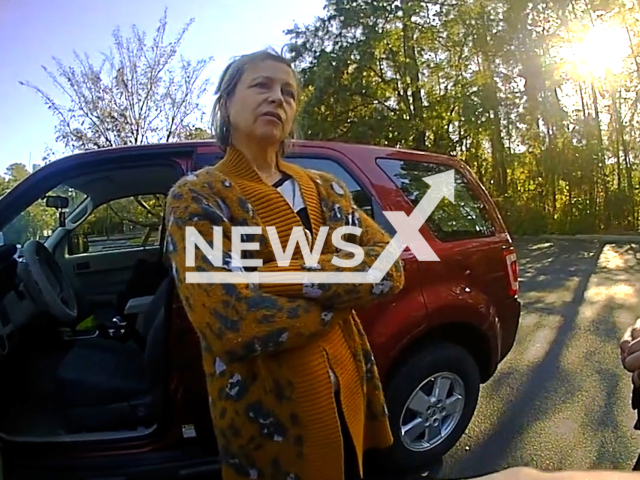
(620, 318, 640, 387)
(457, 467, 640, 480)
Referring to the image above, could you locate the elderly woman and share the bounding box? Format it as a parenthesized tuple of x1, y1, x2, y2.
(164, 46, 638, 480)
(164, 49, 405, 480)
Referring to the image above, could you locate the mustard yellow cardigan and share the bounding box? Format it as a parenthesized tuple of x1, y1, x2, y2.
(164, 146, 405, 480)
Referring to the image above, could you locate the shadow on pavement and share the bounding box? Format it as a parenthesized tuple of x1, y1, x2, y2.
(590, 299, 636, 468)
(444, 239, 606, 477)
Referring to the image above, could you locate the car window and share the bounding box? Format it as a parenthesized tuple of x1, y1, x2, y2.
(376, 158, 496, 241)
(191, 153, 389, 229)
(286, 157, 374, 217)
(71, 194, 166, 255)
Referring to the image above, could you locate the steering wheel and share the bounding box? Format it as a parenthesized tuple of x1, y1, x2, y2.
(21, 240, 78, 326)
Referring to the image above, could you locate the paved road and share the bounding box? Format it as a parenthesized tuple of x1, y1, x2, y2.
(438, 239, 640, 478)
(202, 239, 640, 480)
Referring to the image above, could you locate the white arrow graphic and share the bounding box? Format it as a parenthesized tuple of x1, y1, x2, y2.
(405, 169, 456, 226)
(382, 169, 455, 261)
(185, 169, 456, 284)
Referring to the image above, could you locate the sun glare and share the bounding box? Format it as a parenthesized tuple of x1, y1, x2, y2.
(568, 23, 630, 78)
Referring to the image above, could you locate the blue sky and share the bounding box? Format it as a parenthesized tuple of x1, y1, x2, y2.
(0, 0, 326, 173)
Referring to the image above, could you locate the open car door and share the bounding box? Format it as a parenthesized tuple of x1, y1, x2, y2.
(0, 245, 16, 480)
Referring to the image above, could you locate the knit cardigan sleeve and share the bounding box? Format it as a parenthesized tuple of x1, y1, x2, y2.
(164, 174, 341, 363)
(259, 177, 405, 310)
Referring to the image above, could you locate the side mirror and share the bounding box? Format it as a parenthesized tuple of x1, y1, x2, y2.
(69, 233, 89, 255)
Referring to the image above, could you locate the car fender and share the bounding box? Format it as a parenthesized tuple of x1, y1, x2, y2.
(381, 284, 500, 382)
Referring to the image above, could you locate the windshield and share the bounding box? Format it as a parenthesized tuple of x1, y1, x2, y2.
(0, 180, 87, 247)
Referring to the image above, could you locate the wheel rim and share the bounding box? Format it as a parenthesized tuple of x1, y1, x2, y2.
(399, 372, 465, 452)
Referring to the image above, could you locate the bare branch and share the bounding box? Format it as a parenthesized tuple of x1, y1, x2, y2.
(20, 8, 213, 152)
(133, 196, 162, 220)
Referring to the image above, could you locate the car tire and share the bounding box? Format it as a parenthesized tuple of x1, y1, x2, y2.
(377, 342, 481, 475)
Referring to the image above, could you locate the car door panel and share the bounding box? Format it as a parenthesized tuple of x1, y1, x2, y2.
(65, 247, 161, 305)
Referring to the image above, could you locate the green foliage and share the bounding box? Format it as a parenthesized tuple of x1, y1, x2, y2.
(9, 3, 640, 239)
(77, 195, 165, 241)
(285, 0, 640, 235)
(183, 126, 214, 140)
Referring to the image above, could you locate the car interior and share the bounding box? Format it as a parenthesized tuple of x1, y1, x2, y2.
(0, 150, 389, 446)
(0, 159, 186, 443)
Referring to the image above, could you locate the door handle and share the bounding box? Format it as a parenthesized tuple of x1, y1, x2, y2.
(74, 261, 91, 272)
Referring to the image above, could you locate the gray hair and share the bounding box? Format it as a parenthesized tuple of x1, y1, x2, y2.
(211, 47, 300, 155)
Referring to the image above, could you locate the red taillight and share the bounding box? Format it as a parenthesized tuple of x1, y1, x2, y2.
(504, 250, 519, 297)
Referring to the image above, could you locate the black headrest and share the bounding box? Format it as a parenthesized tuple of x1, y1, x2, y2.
(0, 244, 17, 261)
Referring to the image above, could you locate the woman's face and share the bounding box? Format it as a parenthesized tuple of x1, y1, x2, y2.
(227, 60, 298, 148)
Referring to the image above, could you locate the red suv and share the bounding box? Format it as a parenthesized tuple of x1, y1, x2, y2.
(0, 140, 520, 479)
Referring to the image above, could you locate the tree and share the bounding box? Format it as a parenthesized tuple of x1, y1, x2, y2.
(4, 163, 30, 185)
(183, 126, 214, 140)
(20, 9, 214, 152)
(285, 0, 640, 235)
